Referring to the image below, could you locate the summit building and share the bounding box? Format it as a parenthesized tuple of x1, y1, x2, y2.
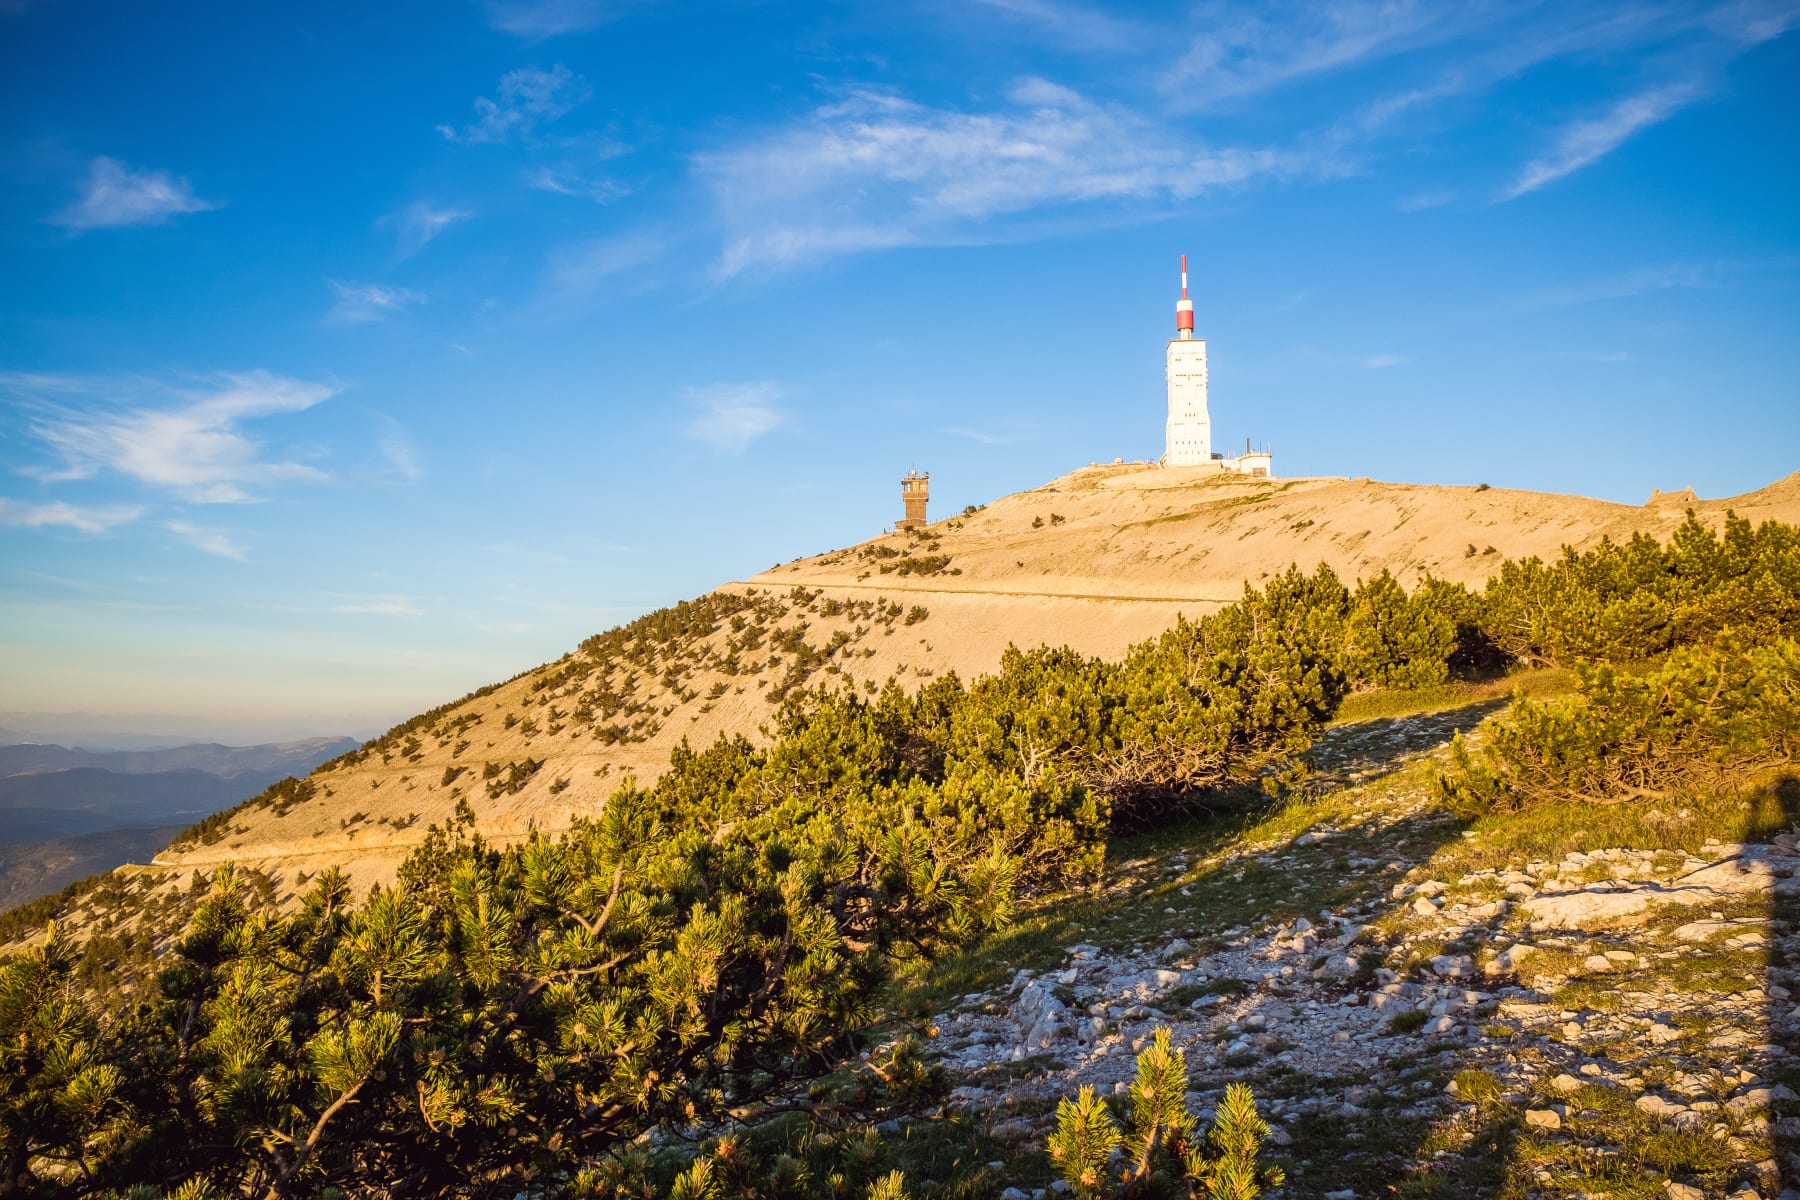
(1163, 256, 1272, 478)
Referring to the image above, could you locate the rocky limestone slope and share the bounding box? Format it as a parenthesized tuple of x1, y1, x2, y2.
(910, 699, 1800, 1199)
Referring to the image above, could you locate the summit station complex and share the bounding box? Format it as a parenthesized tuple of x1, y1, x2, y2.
(1164, 255, 1272, 477)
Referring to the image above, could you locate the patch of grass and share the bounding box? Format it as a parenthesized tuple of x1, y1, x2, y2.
(1387, 1009, 1429, 1035)
(1639, 1124, 1732, 1175)
(1551, 979, 1625, 1012)
(1163, 982, 1210, 1007)
(1453, 1068, 1502, 1104)
(1510, 945, 1587, 987)
(892, 911, 1071, 1013)
(1411, 778, 1778, 890)
(1331, 667, 1573, 726)
(965, 1053, 1059, 1086)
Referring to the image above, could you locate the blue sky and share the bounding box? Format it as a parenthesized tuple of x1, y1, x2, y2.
(2, 0, 1797, 740)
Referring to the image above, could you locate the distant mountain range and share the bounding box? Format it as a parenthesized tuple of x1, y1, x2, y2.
(0, 735, 358, 911)
(0, 736, 358, 781)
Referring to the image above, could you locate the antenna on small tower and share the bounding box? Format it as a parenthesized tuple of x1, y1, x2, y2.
(1175, 254, 1195, 340)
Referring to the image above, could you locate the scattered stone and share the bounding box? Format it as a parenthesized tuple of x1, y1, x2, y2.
(1673, 919, 1760, 942)
(1524, 1108, 1563, 1130)
(1010, 981, 1069, 1054)
(1485, 944, 1536, 975)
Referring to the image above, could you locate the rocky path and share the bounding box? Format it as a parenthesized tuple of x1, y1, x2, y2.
(921, 706, 1800, 1199)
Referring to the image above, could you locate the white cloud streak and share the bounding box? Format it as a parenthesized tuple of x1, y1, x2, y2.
(1514, 261, 1728, 309)
(327, 280, 425, 323)
(1397, 188, 1455, 211)
(698, 81, 1305, 276)
(527, 166, 630, 203)
(50, 156, 219, 232)
(165, 520, 248, 561)
(13, 370, 337, 503)
(439, 65, 590, 143)
(1161, 0, 1457, 111)
(684, 382, 785, 453)
(393, 201, 473, 257)
(0, 499, 144, 534)
(484, 0, 614, 36)
(1361, 353, 1407, 369)
(377, 416, 422, 482)
(547, 230, 669, 294)
(963, 0, 1148, 51)
(1505, 81, 1707, 198)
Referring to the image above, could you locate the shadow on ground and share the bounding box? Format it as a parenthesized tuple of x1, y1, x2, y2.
(1063, 702, 1497, 1196)
(1765, 774, 1800, 1194)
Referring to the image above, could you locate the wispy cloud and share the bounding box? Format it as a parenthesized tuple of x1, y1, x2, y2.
(392, 201, 473, 257)
(484, 0, 615, 36)
(1705, 0, 1800, 45)
(50, 156, 219, 232)
(1361, 353, 1407, 369)
(377, 416, 422, 482)
(327, 280, 424, 323)
(547, 230, 669, 294)
(698, 81, 1305, 276)
(165, 520, 247, 561)
(527, 166, 630, 203)
(1397, 188, 1455, 212)
(1161, 1, 1458, 111)
(1505, 80, 1706, 199)
(439, 65, 590, 143)
(330, 594, 423, 617)
(1515, 261, 1727, 309)
(7, 370, 336, 503)
(684, 382, 785, 453)
(963, 0, 1148, 51)
(0, 499, 144, 534)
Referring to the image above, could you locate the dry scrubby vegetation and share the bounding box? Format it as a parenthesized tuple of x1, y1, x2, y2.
(162, 587, 928, 848)
(1, 512, 1795, 1197)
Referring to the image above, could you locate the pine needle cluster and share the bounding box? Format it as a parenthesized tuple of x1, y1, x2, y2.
(1047, 1029, 1283, 1200)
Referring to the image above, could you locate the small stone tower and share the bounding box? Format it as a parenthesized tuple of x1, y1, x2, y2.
(898, 471, 929, 531)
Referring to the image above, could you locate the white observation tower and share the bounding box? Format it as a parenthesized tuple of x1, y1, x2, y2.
(1164, 254, 1213, 466)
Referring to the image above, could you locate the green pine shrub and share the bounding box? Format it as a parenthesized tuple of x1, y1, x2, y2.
(1343, 569, 1455, 689)
(1439, 637, 1800, 815)
(1047, 1028, 1282, 1199)
(1477, 512, 1800, 668)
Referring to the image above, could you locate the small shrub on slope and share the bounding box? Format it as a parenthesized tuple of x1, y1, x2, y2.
(1343, 568, 1456, 689)
(1438, 637, 1800, 815)
(1478, 512, 1800, 668)
(1048, 1028, 1282, 1199)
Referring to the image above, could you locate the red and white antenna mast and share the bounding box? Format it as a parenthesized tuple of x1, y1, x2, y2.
(1175, 254, 1195, 340)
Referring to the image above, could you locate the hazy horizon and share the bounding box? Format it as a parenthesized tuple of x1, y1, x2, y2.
(0, 710, 380, 750)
